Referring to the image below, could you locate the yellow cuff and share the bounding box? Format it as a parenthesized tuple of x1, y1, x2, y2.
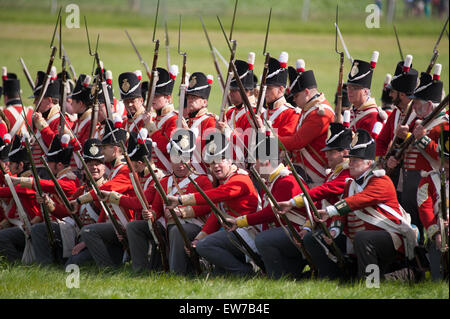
(19, 177, 33, 189)
(108, 191, 121, 205)
(34, 116, 48, 131)
(181, 194, 196, 206)
(303, 220, 312, 229)
(293, 194, 305, 208)
(46, 197, 56, 213)
(181, 206, 195, 218)
(406, 132, 412, 139)
(236, 215, 249, 228)
(78, 192, 93, 205)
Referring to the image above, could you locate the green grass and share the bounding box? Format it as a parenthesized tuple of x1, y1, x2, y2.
(0, 261, 448, 299)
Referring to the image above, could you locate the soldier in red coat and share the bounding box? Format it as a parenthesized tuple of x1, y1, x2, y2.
(146, 66, 179, 174)
(279, 60, 335, 187)
(417, 130, 449, 280)
(167, 133, 260, 276)
(315, 129, 418, 280)
(277, 122, 353, 279)
(185, 72, 217, 175)
(119, 72, 147, 134)
(346, 52, 388, 140)
(0, 135, 41, 263)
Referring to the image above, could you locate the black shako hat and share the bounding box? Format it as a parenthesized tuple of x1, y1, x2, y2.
(288, 67, 317, 96)
(0, 134, 12, 161)
(345, 129, 376, 160)
(46, 134, 73, 165)
(127, 129, 153, 162)
(266, 52, 288, 87)
(230, 59, 255, 91)
(389, 56, 419, 95)
(101, 119, 128, 145)
(346, 51, 379, 89)
(203, 132, 231, 163)
(70, 74, 93, 106)
(83, 138, 105, 162)
(155, 66, 178, 96)
(322, 122, 353, 151)
(8, 135, 29, 163)
(2, 79, 20, 97)
(167, 128, 196, 163)
(32, 68, 61, 99)
(409, 64, 444, 104)
(118, 72, 142, 100)
(186, 72, 212, 100)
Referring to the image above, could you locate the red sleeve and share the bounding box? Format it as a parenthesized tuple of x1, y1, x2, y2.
(417, 177, 438, 231)
(0, 122, 8, 139)
(90, 167, 132, 201)
(191, 176, 213, 217)
(119, 187, 156, 210)
(275, 109, 300, 137)
(193, 178, 248, 205)
(376, 112, 395, 156)
(423, 122, 449, 161)
(280, 109, 333, 151)
(308, 170, 349, 202)
(37, 178, 79, 197)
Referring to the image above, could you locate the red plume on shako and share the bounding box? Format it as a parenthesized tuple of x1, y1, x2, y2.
(113, 113, 123, 128)
(370, 51, 379, 69)
(83, 75, 91, 87)
(433, 63, 442, 81)
(207, 74, 214, 85)
(50, 66, 58, 81)
(384, 73, 392, 88)
(61, 134, 71, 148)
(403, 55, 413, 73)
(296, 59, 305, 73)
(2, 66, 7, 80)
(248, 52, 256, 70)
(106, 70, 113, 85)
(3, 133, 11, 144)
(137, 128, 148, 145)
(135, 70, 142, 81)
(279, 51, 289, 68)
(169, 65, 179, 80)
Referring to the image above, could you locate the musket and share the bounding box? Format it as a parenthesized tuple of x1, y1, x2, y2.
(262, 119, 348, 273)
(56, 29, 77, 82)
(439, 127, 449, 279)
(145, 0, 161, 113)
(39, 155, 83, 230)
(334, 22, 353, 65)
(59, 15, 68, 137)
(19, 58, 35, 91)
(217, 16, 260, 130)
(164, 20, 170, 70)
(118, 139, 169, 272)
(248, 166, 317, 276)
(177, 15, 187, 129)
(393, 25, 404, 61)
(388, 94, 449, 176)
(23, 137, 59, 263)
(183, 162, 266, 273)
(200, 16, 226, 94)
(35, 7, 61, 113)
(425, 17, 448, 74)
(255, 8, 272, 115)
(143, 155, 203, 275)
(334, 4, 344, 124)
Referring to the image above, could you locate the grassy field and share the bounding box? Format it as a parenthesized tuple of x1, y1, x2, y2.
(0, 261, 448, 299)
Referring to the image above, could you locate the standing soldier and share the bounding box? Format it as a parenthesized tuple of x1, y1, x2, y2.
(279, 60, 335, 187)
(346, 52, 387, 139)
(380, 73, 395, 117)
(387, 65, 448, 243)
(261, 53, 300, 138)
(376, 57, 419, 196)
(145, 66, 179, 174)
(0, 73, 33, 140)
(417, 129, 449, 281)
(0, 135, 41, 263)
(118, 72, 147, 134)
(315, 129, 418, 280)
(185, 72, 217, 174)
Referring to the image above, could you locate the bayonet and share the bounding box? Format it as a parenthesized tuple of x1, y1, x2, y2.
(19, 57, 35, 91)
(426, 17, 449, 74)
(334, 4, 344, 123)
(334, 22, 353, 64)
(177, 15, 187, 129)
(393, 24, 404, 61)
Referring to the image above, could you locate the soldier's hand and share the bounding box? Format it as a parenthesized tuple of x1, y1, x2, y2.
(299, 229, 309, 240)
(72, 241, 86, 256)
(185, 239, 199, 256)
(276, 200, 294, 215)
(142, 209, 155, 221)
(256, 117, 265, 132)
(224, 218, 238, 232)
(413, 124, 426, 140)
(321, 229, 336, 245)
(314, 209, 330, 223)
(166, 195, 179, 209)
(9, 176, 20, 186)
(386, 156, 400, 169)
(395, 124, 409, 139)
(216, 121, 228, 132)
(32, 111, 43, 123)
(99, 190, 111, 201)
(69, 199, 79, 215)
(142, 111, 152, 125)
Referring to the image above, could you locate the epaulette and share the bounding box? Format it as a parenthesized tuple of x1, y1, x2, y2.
(372, 169, 385, 177)
(377, 107, 388, 121)
(63, 171, 78, 181)
(279, 168, 290, 177)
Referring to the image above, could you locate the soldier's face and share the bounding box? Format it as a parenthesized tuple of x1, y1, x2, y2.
(8, 162, 22, 175)
(325, 149, 346, 169)
(229, 89, 243, 105)
(87, 160, 105, 180)
(101, 145, 116, 162)
(186, 95, 207, 113)
(124, 97, 143, 115)
(347, 84, 366, 106)
(293, 90, 309, 109)
(172, 161, 189, 177)
(265, 86, 284, 104)
(71, 99, 85, 114)
(348, 157, 371, 178)
(152, 95, 170, 111)
(412, 99, 433, 119)
(209, 158, 232, 180)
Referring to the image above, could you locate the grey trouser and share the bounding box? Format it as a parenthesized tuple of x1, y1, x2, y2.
(31, 222, 63, 265)
(167, 223, 201, 275)
(0, 227, 25, 262)
(353, 230, 399, 279)
(401, 169, 423, 241)
(80, 222, 125, 268)
(65, 248, 94, 267)
(196, 230, 254, 276)
(303, 230, 347, 280)
(426, 239, 443, 281)
(126, 220, 166, 273)
(255, 227, 306, 279)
